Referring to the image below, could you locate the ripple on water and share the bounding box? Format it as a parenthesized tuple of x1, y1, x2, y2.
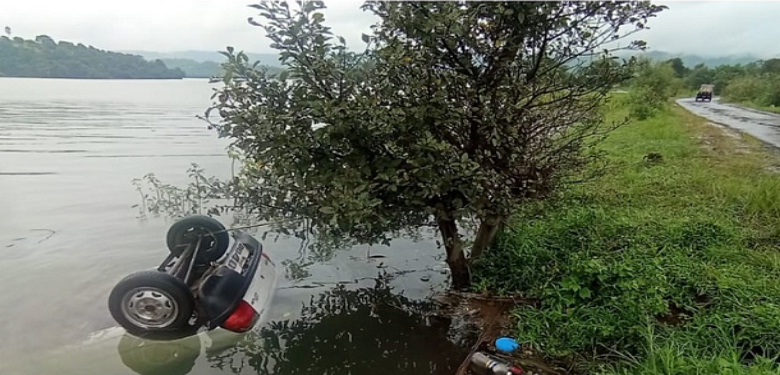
(0, 78, 461, 375)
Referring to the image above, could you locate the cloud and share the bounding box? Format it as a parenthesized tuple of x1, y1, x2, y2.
(641, 1, 780, 57)
(0, 0, 373, 52)
(1, 0, 777, 58)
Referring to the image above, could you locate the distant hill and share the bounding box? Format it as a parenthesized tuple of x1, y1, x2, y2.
(159, 58, 284, 78)
(135, 49, 780, 72)
(0, 35, 185, 79)
(126, 50, 285, 78)
(617, 50, 780, 68)
(158, 58, 222, 78)
(126, 50, 282, 67)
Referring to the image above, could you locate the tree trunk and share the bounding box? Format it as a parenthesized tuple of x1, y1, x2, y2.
(469, 216, 506, 261)
(437, 217, 471, 290)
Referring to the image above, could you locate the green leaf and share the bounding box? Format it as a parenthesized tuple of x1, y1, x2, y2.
(195, 0, 668, 290)
(561, 277, 580, 291)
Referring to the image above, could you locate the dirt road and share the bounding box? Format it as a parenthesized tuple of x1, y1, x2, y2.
(676, 97, 780, 148)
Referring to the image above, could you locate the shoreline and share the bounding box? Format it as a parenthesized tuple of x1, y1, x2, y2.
(465, 100, 780, 374)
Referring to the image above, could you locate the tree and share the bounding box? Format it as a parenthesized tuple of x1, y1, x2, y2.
(207, 1, 666, 289)
(685, 63, 715, 90)
(627, 58, 681, 119)
(35, 35, 56, 48)
(4, 26, 10, 37)
(761, 58, 780, 75)
(664, 57, 689, 78)
(723, 76, 766, 103)
(0, 34, 185, 79)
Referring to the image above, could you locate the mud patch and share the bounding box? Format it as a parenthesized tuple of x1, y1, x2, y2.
(759, 145, 780, 174)
(696, 122, 753, 155)
(437, 292, 564, 375)
(766, 166, 780, 174)
(707, 122, 743, 139)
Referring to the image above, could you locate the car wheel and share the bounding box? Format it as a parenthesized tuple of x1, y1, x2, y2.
(117, 333, 200, 375)
(166, 215, 229, 263)
(109, 271, 196, 337)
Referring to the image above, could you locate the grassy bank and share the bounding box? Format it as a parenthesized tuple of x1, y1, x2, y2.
(473, 100, 780, 374)
(727, 100, 780, 115)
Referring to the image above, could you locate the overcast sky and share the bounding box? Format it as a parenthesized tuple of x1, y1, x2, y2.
(1, 1, 778, 58)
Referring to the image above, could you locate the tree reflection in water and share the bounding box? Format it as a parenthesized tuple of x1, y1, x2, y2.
(132, 165, 379, 281)
(204, 278, 476, 375)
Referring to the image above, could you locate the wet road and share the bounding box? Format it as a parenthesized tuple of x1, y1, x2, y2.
(676, 97, 780, 148)
(0, 77, 469, 375)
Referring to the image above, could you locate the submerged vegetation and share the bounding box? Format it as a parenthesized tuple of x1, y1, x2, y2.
(473, 97, 780, 373)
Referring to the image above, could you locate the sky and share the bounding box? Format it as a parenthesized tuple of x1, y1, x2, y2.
(1, 0, 779, 58)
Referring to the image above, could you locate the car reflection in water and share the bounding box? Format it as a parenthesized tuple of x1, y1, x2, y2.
(117, 333, 200, 375)
(117, 278, 476, 375)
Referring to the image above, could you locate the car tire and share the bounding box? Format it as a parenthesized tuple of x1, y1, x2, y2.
(166, 215, 229, 263)
(117, 333, 200, 375)
(109, 271, 196, 337)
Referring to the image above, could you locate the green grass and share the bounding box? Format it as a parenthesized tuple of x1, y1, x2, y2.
(473, 101, 780, 374)
(729, 101, 780, 115)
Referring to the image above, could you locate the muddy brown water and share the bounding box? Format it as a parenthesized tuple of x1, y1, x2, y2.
(0, 77, 473, 375)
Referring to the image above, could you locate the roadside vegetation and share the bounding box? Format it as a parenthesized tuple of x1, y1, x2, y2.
(624, 58, 682, 120)
(473, 91, 780, 373)
(722, 74, 780, 114)
(659, 56, 780, 113)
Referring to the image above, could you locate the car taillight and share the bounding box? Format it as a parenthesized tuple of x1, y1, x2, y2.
(222, 300, 259, 333)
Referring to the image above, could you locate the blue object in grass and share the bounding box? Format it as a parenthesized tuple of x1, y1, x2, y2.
(495, 337, 521, 354)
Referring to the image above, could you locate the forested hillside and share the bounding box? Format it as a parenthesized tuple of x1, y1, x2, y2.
(127, 50, 282, 67)
(159, 58, 284, 78)
(624, 50, 780, 68)
(0, 35, 184, 79)
(157, 59, 221, 78)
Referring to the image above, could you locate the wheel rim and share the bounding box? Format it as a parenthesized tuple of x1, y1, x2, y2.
(121, 287, 179, 329)
(177, 227, 217, 254)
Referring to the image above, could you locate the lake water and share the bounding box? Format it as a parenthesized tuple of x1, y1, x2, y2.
(0, 78, 469, 375)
